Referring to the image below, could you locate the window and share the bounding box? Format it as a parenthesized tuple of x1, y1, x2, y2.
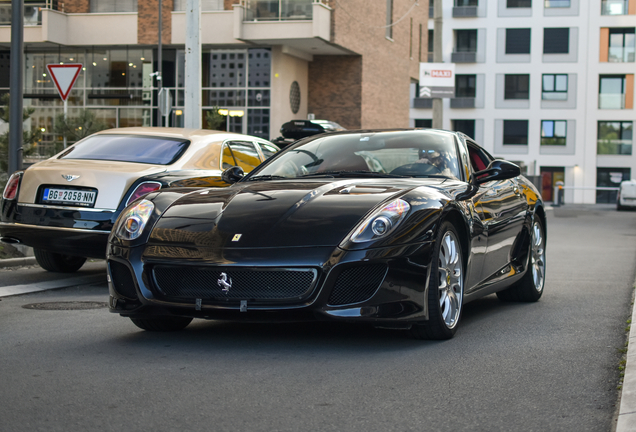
(545, 0, 570, 6)
(609, 28, 635, 62)
(222, 141, 261, 171)
(597, 167, 630, 203)
(504, 74, 530, 99)
(456, 30, 478, 52)
(507, 0, 531, 7)
(90, 0, 138, 12)
(415, 119, 433, 128)
(455, 75, 476, 98)
(601, 0, 629, 15)
(386, 0, 393, 39)
(453, 119, 476, 138)
(503, 120, 529, 145)
(598, 121, 633, 154)
(506, 29, 531, 54)
(428, 29, 434, 61)
(542, 74, 568, 100)
(544, 28, 570, 54)
(456, 0, 478, 5)
(599, 75, 626, 109)
(541, 120, 567, 145)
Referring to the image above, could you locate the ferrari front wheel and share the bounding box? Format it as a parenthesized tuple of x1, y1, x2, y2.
(130, 316, 193, 332)
(411, 222, 464, 340)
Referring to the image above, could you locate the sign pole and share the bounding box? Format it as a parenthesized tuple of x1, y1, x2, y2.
(432, 0, 443, 130)
(9, 0, 24, 174)
(63, 100, 68, 148)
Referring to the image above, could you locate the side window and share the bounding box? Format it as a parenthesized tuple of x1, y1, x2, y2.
(226, 141, 261, 172)
(258, 142, 279, 160)
(221, 143, 236, 169)
(467, 143, 491, 173)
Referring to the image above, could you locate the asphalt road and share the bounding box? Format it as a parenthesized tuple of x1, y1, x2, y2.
(0, 205, 634, 432)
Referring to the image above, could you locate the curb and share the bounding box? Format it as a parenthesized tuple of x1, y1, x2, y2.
(617, 287, 636, 432)
(0, 257, 37, 269)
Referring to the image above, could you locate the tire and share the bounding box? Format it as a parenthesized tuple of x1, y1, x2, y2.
(34, 248, 87, 273)
(411, 222, 464, 340)
(130, 317, 193, 332)
(496, 218, 546, 302)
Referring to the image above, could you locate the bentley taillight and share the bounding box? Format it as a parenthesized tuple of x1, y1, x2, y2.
(2, 172, 22, 200)
(126, 181, 162, 206)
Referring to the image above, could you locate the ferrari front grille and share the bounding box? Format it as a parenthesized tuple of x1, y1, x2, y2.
(152, 265, 318, 302)
(327, 264, 388, 306)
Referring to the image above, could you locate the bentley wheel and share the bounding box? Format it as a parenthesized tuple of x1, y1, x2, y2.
(130, 317, 193, 332)
(34, 248, 87, 273)
(411, 222, 464, 340)
(497, 219, 546, 302)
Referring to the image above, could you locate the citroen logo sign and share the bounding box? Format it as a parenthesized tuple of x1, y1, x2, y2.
(61, 174, 80, 182)
(218, 272, 232, 294)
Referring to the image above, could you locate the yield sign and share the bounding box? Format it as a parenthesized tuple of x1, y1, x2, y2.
(46, 64, 82, 101)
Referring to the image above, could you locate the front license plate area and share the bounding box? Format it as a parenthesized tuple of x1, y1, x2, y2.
(39, 186, 98, 208)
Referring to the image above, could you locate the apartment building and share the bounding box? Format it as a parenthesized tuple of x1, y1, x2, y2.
(411, 0, 636, 204)
(0, 0, 427, 154)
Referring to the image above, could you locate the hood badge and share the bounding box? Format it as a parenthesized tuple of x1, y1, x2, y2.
(218, 272, 232, 294)
(61, 174, 80, 182)
(232, 234, 242, 242)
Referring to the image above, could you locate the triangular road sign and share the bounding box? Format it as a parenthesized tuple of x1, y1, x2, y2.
(46, 64, 82, 101)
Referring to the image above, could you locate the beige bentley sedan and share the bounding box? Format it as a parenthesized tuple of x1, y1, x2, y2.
(0, 128, 279, 272)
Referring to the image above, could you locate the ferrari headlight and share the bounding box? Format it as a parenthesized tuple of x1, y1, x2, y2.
(350, 199, 410, 243)
(115, 199, 154, 241)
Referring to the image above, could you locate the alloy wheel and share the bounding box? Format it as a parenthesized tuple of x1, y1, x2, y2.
(531, 222, 546, 292)
(438, 231, 463, 329)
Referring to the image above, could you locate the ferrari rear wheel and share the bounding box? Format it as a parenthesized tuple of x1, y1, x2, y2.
(497, 219, 546, 302)
(130, 317, 193, 332)
(34, 248, 87, 273)
(411, 222, 464, 340)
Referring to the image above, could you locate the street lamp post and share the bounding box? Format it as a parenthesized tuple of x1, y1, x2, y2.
(8, 0, 24, 174)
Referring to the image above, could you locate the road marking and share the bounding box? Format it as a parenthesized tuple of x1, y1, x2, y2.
(0, 274, 106, 298)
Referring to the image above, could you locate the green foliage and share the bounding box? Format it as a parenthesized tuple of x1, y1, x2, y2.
(0, 94, 40, 176)
(54, 109, 108, 144)
(205, 108, 226, 131)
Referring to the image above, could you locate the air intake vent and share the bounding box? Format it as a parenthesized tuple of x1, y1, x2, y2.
(327, 265, 388, 306)
(108, 260, 138, 299)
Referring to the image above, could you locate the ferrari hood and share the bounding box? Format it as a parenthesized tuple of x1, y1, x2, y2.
(149, 178, 445, 248)
(18, 159, 167, 209)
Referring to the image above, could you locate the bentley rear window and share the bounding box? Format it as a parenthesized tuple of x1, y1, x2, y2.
(59, 135, 190, 165)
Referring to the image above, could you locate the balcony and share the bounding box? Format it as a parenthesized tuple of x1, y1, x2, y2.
(601, 0, 629, 15)
(413, 98, 433, 109)
(450, 98, 475, 108)
(452, 6, 478, 17)
(597, 139, 633, 154)
(599, 93, 626, 109)
(609, 46, 635, 63)
(244, 0, 323, 21)
(451, 52, 477, 63)
(0, 2, 46, 26)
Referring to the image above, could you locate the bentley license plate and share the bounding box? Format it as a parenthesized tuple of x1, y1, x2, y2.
(42, 188, 96, 206)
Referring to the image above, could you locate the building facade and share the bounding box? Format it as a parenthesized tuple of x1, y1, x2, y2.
(411, 0, 636, 204)
(0, 0, 427, 157)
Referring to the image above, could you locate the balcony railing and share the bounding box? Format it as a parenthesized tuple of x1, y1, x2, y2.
(599, 93, 626, 109)
(173, 0, 223, 11)
(609, 46, 636, 63)
(597, 139, 633, 155)
(244, 0, 324, 21)
(601, 0, 629, 15)
(0, 2, 46, 26)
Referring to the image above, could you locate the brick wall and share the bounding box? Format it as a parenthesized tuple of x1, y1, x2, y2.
(138, 0, 173, 45)
(62, 0, 89, 13)
(308, 56, 362, 130)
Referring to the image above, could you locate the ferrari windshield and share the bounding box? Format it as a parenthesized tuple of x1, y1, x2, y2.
(250, 130, 461, 180)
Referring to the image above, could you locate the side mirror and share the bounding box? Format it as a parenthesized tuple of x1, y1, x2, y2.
(221, 166, 245, 184)
(474, 160, 521, 185)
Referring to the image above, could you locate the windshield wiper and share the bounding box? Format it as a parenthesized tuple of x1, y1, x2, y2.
(301, 171, 410, 178)
(244, 175, 290, 182)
